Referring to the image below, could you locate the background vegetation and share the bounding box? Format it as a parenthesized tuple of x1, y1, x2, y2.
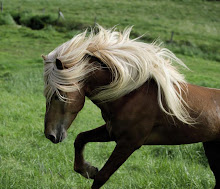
(0, 0, 219, 188)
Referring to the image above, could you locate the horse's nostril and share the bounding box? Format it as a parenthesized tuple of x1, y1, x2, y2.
(45, 131, 66, 144)
(46, 134, 56, 143)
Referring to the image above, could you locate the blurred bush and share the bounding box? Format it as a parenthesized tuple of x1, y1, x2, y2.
(0, 13, 16, 25)
(11, 12, 56, 30)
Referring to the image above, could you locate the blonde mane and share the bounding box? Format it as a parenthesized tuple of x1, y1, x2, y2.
(43, 25, 194, 124)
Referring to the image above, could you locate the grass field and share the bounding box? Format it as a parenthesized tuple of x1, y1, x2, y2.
(0, 0, 220, 188)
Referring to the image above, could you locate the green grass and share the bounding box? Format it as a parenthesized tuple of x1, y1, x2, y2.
(0, 0, 220, 188)
(2, 0, 220, 61)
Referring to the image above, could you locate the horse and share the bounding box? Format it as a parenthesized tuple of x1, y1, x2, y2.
(42, 26, 220, 189)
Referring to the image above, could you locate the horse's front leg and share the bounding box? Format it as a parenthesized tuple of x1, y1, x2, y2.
(74, 124, 113, 179)
(91, 139, 143, 189)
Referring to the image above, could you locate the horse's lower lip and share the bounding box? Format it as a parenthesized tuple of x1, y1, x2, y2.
(52, 140, 60, 144)
(49, 137, 63, 144)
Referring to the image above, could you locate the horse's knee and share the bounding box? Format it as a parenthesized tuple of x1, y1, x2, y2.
(74, 132, 85, 149)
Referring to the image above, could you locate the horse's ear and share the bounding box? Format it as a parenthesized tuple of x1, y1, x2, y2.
(56, 59, 63, 70)
(42, 55, 46, 61)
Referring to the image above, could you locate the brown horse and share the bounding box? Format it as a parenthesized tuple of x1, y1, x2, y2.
(43, 26, 220, 189)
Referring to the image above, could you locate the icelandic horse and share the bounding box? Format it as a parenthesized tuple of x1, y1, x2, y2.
(42, 26, 220, 189)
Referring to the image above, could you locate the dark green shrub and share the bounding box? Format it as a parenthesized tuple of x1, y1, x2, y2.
(27, 15, 44, 30)
(11, 12, 21, 25)
(11, 13, 56, 30)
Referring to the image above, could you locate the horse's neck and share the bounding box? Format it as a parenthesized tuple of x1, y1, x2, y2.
(86, 78, 160, 120)
(84, 68, 220, 120)
(84, 68, 112, 98)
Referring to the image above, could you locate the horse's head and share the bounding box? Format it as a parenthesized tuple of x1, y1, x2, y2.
(43, 57, 85, 144)
(44, 91, 85, 144)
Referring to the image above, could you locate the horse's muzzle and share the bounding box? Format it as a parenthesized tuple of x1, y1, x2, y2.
(45, 130, 67, 144)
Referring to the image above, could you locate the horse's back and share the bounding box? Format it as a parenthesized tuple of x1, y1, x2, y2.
(186, 84, 220, 124)
(145, 83, 220, 145)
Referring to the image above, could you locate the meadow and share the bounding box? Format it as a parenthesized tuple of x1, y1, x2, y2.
(0, 0, 220, 188)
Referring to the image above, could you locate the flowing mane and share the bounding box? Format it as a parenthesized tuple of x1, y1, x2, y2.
(43, 25, 193, 124)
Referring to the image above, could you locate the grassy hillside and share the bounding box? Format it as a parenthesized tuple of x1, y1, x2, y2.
(0, 0, 219, 188)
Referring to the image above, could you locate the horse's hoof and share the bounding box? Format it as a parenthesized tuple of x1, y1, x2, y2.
(75, 162, 98, 179)
(84, 162, 99, 179)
